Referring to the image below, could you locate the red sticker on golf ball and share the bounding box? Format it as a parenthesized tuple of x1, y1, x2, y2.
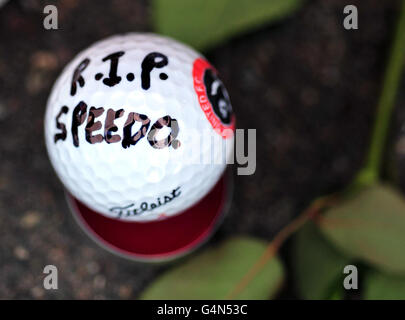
(193, 58, 235, 138)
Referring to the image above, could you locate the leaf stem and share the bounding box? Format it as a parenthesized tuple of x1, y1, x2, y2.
(227, 0, 405, 300)
(226, 194, 338, 299)
(354, 0, 405, 188)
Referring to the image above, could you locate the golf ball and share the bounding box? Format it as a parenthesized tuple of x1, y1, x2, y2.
(45, 33, 235, 221)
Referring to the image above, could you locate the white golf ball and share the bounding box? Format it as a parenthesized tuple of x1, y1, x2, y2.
(45, 33, 235, 222)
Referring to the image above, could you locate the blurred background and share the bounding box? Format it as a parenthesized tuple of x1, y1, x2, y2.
(0, 0, 404, 299)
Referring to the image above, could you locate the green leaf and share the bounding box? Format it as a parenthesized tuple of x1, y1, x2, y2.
(140, 236, 284, 299)
(364, 270, 405, 299)
(318, 184, 405, 274)
(292, 222, 350, 299)
(152, 0, 304, 51)
(328, 286, 345, 300)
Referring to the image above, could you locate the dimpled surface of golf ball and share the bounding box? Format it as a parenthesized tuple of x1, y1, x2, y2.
(45, 33, 235, 221)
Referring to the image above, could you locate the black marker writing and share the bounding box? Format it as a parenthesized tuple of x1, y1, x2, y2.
(101, 51, 124, 87)
(54, 106, 69, 143)
(141, 52, 168, 90)
(105, 108, 124, 144)
(63, 104, 180, 149)
(85, 106, 104, 144)
(70, 58, 90, 96)
(147, 116, 179, 149)
(71, 101, 87, 147)
(122, 112, 151, 149)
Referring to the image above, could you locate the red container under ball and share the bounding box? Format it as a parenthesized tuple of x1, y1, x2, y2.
(66, 171, 232, 262)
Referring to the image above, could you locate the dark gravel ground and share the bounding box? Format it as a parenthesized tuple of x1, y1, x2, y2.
(0, 0, 401, 299)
